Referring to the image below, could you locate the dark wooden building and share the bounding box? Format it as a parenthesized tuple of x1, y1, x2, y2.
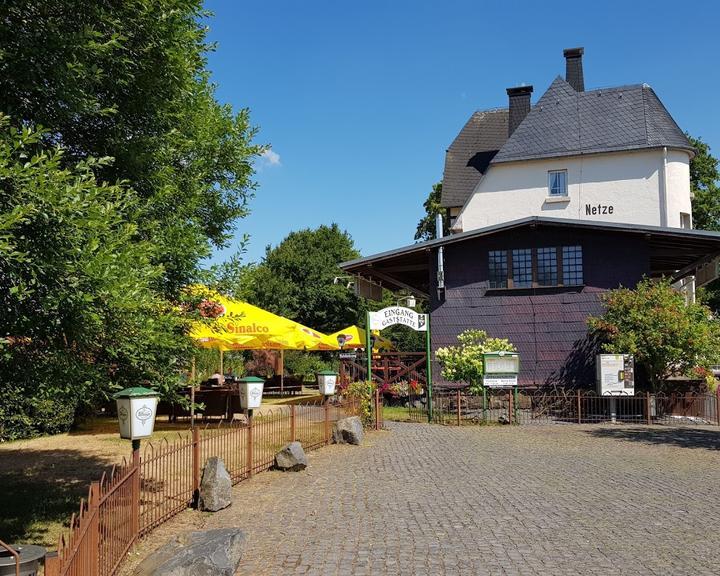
(340, 217, 720, 387)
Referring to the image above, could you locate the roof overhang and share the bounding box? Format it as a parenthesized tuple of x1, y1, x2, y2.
(340, 217, 720, 295)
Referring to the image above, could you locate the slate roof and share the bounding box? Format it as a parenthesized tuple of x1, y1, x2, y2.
(440, 109, 508, 208)
(492, 76, 693, 164)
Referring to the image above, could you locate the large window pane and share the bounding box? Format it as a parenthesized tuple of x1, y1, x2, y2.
(488, 250, 507, 288)
(537, 247, 558, 286)
(512, 249, 532, 288)
(562, 245, 583, 285)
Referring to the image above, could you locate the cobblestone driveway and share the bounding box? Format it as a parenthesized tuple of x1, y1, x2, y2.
(187, 423, 720, 575)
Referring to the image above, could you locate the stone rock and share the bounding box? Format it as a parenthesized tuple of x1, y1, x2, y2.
(332, 416, 364, 445)
(274, 441, 307, 471)
(198, 457, 232, 512)
(498, 415, 510, 425)
(134, 528, 245, 576)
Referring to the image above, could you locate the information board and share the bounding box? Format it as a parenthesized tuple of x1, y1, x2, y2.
(483, 374, 518, 389)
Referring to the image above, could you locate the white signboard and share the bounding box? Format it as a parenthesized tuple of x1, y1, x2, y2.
(368, 307, 428, 331)
(483, 375, 518, 389)
(596, 354, 634, 396)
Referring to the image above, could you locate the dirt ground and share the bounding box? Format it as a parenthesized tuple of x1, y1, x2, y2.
(0, 392, 322, 550)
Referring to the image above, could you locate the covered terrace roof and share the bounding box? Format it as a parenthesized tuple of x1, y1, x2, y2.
(340, 217, 720, 297)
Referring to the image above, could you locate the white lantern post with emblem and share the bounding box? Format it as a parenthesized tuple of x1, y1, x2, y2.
(113, 386, 160, 454)
(238, 376, 264, 415)
(316, 370, 338, 397)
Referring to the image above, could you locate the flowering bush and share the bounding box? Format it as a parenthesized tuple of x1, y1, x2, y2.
(436, 330, 516, 394)
(385, 380, 424, 397)
(588, 278, 720, 391)
(198, 299, 225, 318)
(342, 381, 376, 427)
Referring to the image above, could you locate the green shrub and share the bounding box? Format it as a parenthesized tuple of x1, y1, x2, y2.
(436, 330, 516, 394)
(342, 381, 376, 427)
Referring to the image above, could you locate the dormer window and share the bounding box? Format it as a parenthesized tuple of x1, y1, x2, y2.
(548, 170, 568, 197)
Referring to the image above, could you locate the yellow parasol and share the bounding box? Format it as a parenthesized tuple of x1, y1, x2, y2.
(189, 289, 341, 404)
(328, 325, 393, 352)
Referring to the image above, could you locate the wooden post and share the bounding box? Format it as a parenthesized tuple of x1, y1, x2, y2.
(646, 391, 652, 425)
(456, 389, 461, 427)
(716, 388, 720, 426)
(290, 404, 296, 442)
(89, 481, 100, 576)
(131, 441, 140, 542)
(324, 401, 330, 444)
(247, 413, 254, 478)
(192, 427, 200, 501)
(508, 389, 513, 425)
(577, 389, 582, 424)
(280, 350, 284, 395)
(44, 552, 60, 576)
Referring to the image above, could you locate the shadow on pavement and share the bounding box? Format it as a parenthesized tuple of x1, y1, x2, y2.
(587, 426, 720, 451)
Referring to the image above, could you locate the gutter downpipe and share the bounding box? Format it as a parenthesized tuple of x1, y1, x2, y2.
(660, 146, 669, 227)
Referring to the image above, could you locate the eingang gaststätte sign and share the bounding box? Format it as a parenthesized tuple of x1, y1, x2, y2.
(368, 306, 428, 331)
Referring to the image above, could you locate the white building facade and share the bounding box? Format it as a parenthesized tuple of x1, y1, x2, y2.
(441, 48, 695, 236)
(455, 148, 693, 232)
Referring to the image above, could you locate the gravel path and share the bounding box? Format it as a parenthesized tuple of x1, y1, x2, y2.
(132, 422, 720, 575)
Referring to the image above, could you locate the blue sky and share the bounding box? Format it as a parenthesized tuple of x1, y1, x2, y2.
(204, 0, 720, 265)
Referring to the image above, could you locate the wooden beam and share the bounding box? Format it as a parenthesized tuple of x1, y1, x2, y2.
(362, 268, 429, 298)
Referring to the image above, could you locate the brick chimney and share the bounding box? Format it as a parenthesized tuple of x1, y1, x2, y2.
(506, 85, 533, 137)
(563, 47, 585, 92)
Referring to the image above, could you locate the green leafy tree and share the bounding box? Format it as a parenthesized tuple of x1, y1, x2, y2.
(436, 330, 517, 394)
(414, 182, 449, 241)
(688, 134, 720, 231)
(0, 118, 193, 440)
(588, 279, 720, 392)
(0, 0, 263, 295)
(244, 224, 365, 334)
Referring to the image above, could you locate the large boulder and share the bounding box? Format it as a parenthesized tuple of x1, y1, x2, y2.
(134, 528, 245, 576)
(332, 416, 364, 445)
(274, 441, 307, 471)
(198, 457, 232, 512)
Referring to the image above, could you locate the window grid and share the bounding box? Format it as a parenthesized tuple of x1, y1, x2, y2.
(548, 170, 568, 196)
(512, 249, 533, 288)
(487, 246, 584, 289)
(562, 245, 583, 285)
(488, 250, 508, 289)
(537, 247, 558, 286)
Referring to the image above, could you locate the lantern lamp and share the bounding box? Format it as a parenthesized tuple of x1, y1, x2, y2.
(316, 370, 338, 396)
(113, 387, 160, 442)
(238, 376, 265, 411)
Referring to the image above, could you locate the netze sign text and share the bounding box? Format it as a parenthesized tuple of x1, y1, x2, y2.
(585, 204, 614, 216)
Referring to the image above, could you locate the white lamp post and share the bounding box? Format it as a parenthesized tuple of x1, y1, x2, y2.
(238, 376, 264, 414)
(113, 386, 160, 452)
(316, 370, 338, 396)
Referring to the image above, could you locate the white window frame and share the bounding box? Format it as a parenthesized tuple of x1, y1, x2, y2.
(548, 170, 568, 197)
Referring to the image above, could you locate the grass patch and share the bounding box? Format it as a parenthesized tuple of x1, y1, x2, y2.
(383, 405, 413, 422)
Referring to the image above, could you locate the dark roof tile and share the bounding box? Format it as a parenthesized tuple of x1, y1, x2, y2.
(493, 79, 692, 164)
(441, 109, 508, 208)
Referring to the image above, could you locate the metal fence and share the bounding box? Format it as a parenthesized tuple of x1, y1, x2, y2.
(420, 389, 720, 427)
(44, 400, 352, 576)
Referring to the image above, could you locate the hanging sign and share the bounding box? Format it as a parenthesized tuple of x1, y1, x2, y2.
(368, 306, 427, 331)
